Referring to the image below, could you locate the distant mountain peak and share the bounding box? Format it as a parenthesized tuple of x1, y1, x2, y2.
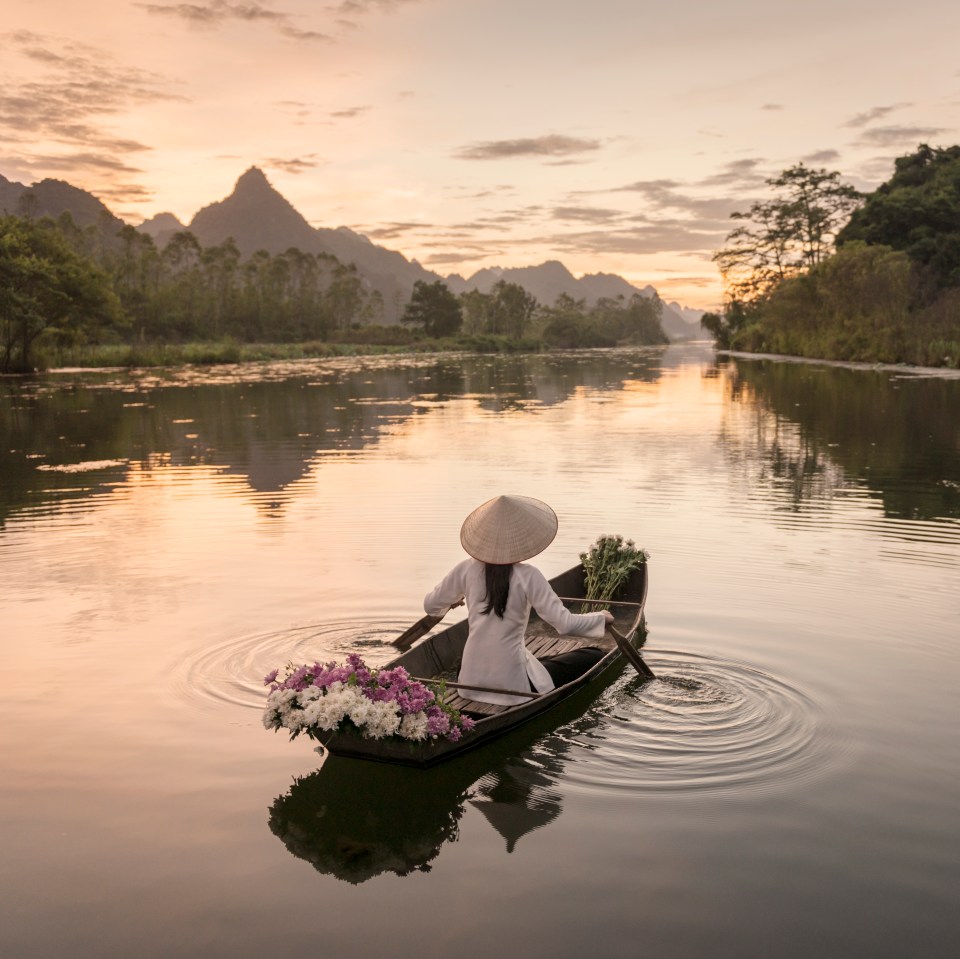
(190, 165, 312, 250)
(235, 166, 273, 192)
(136, 212, 185, 242)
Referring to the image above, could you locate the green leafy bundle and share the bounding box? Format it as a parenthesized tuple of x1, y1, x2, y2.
(580, 535, 648, 605)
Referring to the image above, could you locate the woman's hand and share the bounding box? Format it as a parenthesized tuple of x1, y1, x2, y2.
(602, 610, 615, 624)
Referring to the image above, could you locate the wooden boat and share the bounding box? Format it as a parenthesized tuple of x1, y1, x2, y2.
(314, 562, 650, 767)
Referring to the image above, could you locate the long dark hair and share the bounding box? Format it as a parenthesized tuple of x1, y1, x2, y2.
(482, 563, 513, 618)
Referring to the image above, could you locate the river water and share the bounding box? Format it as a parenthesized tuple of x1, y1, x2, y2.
(1, 344, 958, 958)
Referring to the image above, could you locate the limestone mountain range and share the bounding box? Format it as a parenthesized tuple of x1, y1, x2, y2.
(1, 167, 703, 338)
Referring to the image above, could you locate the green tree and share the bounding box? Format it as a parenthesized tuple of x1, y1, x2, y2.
(0, 216, 123, 372)
(460, 288, 495, 335)
(491, 280, 537, 339)
(714, 164, 862, 305)
(200, 239, 241, 339)
(837, 144, 960, 287)
(104, 225, 162, 341)
(401, 280, 463, 337)
(326, 263, 379, 333)
(593, 293, 667, 344)
(536, 293, 599, 347)
(157, 230, 204, 338)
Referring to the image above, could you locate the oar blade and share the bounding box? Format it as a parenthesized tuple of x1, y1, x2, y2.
(608, 625, 655, 680)
(392, 614, 443, 650)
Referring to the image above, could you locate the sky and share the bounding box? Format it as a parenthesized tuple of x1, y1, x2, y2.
(2, 0, 959, 308)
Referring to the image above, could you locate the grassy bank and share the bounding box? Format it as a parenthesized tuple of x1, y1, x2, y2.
(44, 333, 546, 370)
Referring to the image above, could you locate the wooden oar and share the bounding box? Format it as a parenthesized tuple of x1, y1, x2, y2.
(607, 624, 656, 680)
(410, 677, 540, 700)
(392, 600, 464, 650)
(392, 612, 443, 650)
(556, 596, 646, 607)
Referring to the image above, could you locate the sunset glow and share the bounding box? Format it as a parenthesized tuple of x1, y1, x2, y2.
(3, 0, 959, 307)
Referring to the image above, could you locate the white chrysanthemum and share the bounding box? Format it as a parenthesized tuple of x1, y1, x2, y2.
(300, 699, 323, 726)
(298, 685, 323, 704)
(347, 694, 375, 727)
(280, 708, 306, 731)
(262, 708, 282, 730)
(398, 713, 429, 741)
(307, 688, 354, 731)
(266, 688, 298, 709)
(363, 701, 401, 739)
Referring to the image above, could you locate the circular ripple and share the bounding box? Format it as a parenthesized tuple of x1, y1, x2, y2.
(556, 649, 833, 794)
(173, 620, 407, 710)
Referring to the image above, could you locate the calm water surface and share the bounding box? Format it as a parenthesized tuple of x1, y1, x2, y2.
(1, 345, 958, 958)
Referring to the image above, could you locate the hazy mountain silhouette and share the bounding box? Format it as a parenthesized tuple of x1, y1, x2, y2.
(0, 173, 24, 213)
(0, 172, 125, 233)
(2, 166, 704, 335)
(186, 167, 437, 321)
(190, 167, 320, 254)
(137, 211, 185, 247)
(447, 261, 699, 340)
(669, 301, 706, 326)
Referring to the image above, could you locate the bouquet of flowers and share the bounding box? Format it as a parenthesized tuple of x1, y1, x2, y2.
(580, 534, 648, 604)
(262, 653, 476, 744)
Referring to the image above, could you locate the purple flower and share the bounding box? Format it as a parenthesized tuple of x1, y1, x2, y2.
(447, 726, 462, 742)
(284, 665, 313, 691)
(426, 706, 450, 737)
(263, 669, 278, 686)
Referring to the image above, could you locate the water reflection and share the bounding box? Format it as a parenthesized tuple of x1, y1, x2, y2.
(719, 357, 960, 521)
(0, 351, 664, 527)
(267, 682, 611, 883)
(269, 751, 563, 883)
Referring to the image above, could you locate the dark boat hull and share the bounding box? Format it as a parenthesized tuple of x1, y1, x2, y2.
(315, 563, 649, 767)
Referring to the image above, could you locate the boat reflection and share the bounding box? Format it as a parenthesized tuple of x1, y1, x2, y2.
(267, 678, 615, 883)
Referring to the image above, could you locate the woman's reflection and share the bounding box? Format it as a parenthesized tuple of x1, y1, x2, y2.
(268, 686, 609, 883)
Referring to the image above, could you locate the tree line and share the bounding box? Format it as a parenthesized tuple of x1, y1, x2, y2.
(0, 211, 668, 373)
(704, 145, 960, 368)
(401, 278, 667, 348)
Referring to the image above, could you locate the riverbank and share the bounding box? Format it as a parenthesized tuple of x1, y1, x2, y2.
(719, 349, 960, 379)
(43, 333, 545, 370)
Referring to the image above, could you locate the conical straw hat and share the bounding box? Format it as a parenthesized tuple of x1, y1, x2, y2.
(460, 495, 558, 564)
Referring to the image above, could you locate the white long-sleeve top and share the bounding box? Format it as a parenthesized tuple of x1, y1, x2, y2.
(423, 558, 607, 706)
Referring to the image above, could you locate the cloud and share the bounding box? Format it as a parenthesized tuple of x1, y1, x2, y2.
(698, 158, 767, 187)
(455, 135, 602, 161)
(364, 221, 424, 240)
(551, 206, 623, 223)
(803, 149, 841, 164)
(29, 152, 143, 174)
(330, 105, 370, 119)
(854, 125, 947, 147)
(0, 32, 182, 192)
(137, 2, 332, 42)
(655, 275, 720, 290)
(332, 1, 421, 14)
(423, 249, 499, 266)
(537, 222, 729, 257)
(264, 155, 323, 174)
(843, 104, 910, 128)
(1, 33, 181, 116)
(612, 179, 742, 221)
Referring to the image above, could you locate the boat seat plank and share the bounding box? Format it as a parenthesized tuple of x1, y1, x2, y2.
(525, 634, 561, 657)
(526, 635, 590, 658)
(443, 692, 512, 717)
